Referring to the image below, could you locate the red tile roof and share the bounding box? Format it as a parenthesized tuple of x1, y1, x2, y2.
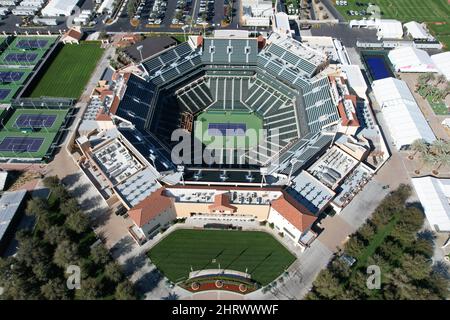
(128, 188, 173, 227)
(208, 193, 237, 213)
(271, 192, 317, 232)
(64, 28, 82, 41)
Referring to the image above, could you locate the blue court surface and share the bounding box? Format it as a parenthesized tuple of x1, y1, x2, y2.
(16, 40, 48, 49)
(4, 53, 38, 63)
(0, 88, 11, 100)
(0, 137, 44, 152)
(0, 71, 24, 83)
(208, 123, 247, 136)
(15, 114, 57, 128)
(365, 56, 393, 80)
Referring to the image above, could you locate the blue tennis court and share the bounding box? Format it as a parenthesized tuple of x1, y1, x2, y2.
(208, 123, 247, 136)
(4, 53, 38, 63)
(0, 137, 44, 152)
(365, 56, 394, 80)
(0, 71, 24, 83)
(15, 114, 57, 128)
(16, 39, 48, 49)
(0, 89, 11, 100)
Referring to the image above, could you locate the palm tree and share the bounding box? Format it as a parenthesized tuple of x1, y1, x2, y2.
(436, 74, 446, 86)
(433, 152, 450, 175)
(431, 139, 448, 156)
(409, 139, 428, 160)
(416, 153, 437, 174)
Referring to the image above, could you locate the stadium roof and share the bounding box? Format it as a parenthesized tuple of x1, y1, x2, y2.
(388, 47, 437, 73)
(411, 176, 450, 232)
(404, 21, 432, 40)
(341, 65, 367, 99)
(431, 52, 450, 81)
(0, 190, 27, 243)
(372, 77, 436, 149)
(125, 37, 177, 62)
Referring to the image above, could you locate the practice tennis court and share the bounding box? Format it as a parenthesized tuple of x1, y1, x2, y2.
(15, 114, 57, 128)
(4, 53, 38, 63)
(15, 39, 49, 50)
(0, 136, 44, 152)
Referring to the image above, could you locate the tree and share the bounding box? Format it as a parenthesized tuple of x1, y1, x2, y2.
(311, 269, 344, 299)
(43, 225, 69, 245)
(66, 211, 90, 234)
(53, 240, 79, 268)
(41, 278, 70, 300)
(90, 244, 111, 266)
(60, 198, 81, 216)
(78, 277, 103, 300)
(417, 152, 437, 173)
(344, 236, 364, 257)
(401, 254, 430, 281)
(357, 223, 375, 242)
(104, 262, 123, 283)
(434, 152, 450, 174)
(115, 280, 137, 300)
(430, 139, 449, 156)
(26, 197, 49, 217)
(42, 175, 61, 189)
(410, 139, 428, 159)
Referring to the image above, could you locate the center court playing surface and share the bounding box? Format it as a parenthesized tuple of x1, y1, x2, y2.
(195, 111, 263, 149)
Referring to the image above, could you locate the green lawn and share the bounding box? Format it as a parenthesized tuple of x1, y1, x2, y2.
(148, 229, 296, 286)
(195, 111, 263, 149)
(428, 98, 449, 115)
(29, 42, 104, 99)
(334, 0, 450, 50)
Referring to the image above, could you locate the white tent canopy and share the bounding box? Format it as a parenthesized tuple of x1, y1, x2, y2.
(372, 77, 436, 149)
(41, 0, 78, 16)
(431, 52, 450, 81)
(412, 176, 450, 232)
(388, 47, 437, 73)
(404, 21, 433, 40)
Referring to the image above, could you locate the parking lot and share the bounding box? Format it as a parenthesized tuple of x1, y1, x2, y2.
(120, 0, 231, 29)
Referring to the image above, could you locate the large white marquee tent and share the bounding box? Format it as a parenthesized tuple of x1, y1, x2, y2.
(412, 176, 450, 232)
(372, 77, 436, 150)
(388, 47, 437, 73)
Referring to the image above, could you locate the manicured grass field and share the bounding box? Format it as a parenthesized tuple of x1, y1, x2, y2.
(30, 42, 104, 99)
(148, 229, 296, 285)
(335, 0, 450, 50)
(195, 111, 263, 149)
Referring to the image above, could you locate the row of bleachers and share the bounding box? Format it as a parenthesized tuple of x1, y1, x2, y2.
(201, 38, 258, 65)
(142, 42, 194, 75)
(176, 78, 213, 113)
(116, 74, 155, 129)
(206, 76, 253, 111)
(150, 53, 202, 86)
(302, 77, 339, 132)
(264, 43, 318, 77)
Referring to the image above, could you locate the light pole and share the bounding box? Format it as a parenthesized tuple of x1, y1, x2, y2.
(182, 25, 188, 42)
(136, 45, 143, 63)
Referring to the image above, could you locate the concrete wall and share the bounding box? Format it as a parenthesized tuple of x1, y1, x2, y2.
(267, 207, 302, 243)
